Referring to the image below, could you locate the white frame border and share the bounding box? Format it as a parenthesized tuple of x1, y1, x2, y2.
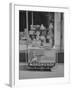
(10, 3, 70, 87)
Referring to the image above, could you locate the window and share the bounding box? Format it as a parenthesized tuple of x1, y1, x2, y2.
(19, 10, 54, 48)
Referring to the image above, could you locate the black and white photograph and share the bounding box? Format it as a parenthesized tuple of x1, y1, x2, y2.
(19, 10, 64, 79)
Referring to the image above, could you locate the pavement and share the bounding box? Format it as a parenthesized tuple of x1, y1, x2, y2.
(19, 63, 64, 79)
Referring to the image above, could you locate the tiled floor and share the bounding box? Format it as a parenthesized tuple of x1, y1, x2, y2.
(19, 63, 64, 79)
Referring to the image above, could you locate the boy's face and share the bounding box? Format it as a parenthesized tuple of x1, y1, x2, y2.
(36, 31, 40, 36)
(36, 36, 39, 40)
